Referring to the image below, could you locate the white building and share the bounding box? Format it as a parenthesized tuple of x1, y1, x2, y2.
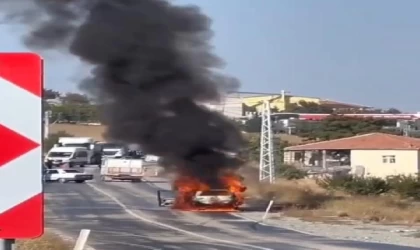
(203, 92, 245, 119)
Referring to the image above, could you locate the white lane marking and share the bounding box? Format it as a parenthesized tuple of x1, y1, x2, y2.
(87, 183, 273, 250)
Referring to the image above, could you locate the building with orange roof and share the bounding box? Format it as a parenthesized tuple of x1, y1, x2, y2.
(284, 133, 420, 178)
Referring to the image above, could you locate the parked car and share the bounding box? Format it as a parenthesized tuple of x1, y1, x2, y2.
(43, 168, 93, 183)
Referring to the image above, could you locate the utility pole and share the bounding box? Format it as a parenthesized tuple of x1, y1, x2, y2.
(44, 111, 50, 139)
(259, 100, 275, 183)
(0, 239, 15, 250)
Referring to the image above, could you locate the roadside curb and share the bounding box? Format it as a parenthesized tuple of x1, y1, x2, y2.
(46, 227, 96, 250)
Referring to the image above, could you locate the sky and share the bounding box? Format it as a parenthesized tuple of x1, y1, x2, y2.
(1, 0, 420, 111)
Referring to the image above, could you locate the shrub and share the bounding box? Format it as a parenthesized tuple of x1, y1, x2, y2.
(277, 164, 307, 180)
(387, 175, 420, 200)
(317, 175, 353, 190)
(319, 175, 391, 195)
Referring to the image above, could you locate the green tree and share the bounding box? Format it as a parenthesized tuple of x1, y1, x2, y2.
(50, 104, 100, 123)
(244, 134, 260, 162)
(62, 93, 90, 104)
(244, 134, 290, 166)
(307, 115, 390, 140)
(44, 88, 60, 99)
(385, 108, 402, 114)
(243, 116, 261, 133)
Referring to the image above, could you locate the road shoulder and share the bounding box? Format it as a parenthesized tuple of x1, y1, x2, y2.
(235, 211, 420, 248)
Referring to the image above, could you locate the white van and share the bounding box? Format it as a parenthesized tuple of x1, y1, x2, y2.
(57, 137, 96, 164)
(44, 147, 90, 168)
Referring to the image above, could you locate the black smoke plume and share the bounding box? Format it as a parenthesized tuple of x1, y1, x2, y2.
(0, 0, 244, 185)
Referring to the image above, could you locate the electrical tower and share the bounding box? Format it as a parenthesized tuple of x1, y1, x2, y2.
(259, 100, 275, 183)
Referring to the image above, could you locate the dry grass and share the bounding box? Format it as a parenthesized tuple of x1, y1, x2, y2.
(320, 196, 420, 224)
(49, 124, 106, 141)
(275, 134, 305, 144)
(244, 175, 420, 225)
(245, 178, 334, 208)
(16, 232, 72, 250)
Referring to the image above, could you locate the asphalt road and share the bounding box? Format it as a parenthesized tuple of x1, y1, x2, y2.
(45, 166, 420, 250)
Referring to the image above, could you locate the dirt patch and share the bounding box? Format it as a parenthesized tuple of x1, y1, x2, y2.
(16, 232, 72, 250)
(49, 124, 106, 141)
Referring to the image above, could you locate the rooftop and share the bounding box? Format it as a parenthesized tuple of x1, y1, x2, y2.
(229, 92, 371, 109)
(284, 133, 420, 151)
(320, 99, 371, 109)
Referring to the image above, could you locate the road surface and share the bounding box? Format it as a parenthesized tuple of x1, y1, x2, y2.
(45, 166, 419, 250)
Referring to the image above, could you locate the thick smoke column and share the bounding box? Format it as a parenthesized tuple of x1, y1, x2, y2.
(1, 0, 244, 185)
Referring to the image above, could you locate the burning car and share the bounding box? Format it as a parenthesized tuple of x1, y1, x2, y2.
(157, 173, 246, 211)
(192, 189, 237, 206)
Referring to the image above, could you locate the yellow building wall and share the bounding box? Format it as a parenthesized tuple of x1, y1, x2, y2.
(350, 150, 419, 178)
(242, 95, 321, 112)
(242, 95, 279, 108)
(288, 96, 320, 104)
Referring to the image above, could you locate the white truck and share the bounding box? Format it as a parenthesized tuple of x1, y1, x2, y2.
(56, 137, 99, 164)
(96, 142, 127, 159)
(100, 158, 146, 182)
(43, 168, 93, 183)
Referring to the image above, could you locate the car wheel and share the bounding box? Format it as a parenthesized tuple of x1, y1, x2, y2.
(58, 178, 67, 183)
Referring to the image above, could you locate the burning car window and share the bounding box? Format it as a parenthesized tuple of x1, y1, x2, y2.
(198, 190, 231, 196)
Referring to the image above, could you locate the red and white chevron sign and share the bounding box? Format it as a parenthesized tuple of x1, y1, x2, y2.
(0, 53, 44, 238)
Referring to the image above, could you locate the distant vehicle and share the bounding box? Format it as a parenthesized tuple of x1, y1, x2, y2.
(100, 158, 145, 182)
(56, 137, 100, 164)
(43, 168, 93, 183)
(44, 147, 89, 168)
(57, 137, 94, 149)
(144, 155, 159, 162)
(95, 142, 127, 159)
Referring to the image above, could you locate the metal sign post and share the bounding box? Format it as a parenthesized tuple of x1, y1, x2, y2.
(0, 53, 44, 241)
(0, 239, 15, 250)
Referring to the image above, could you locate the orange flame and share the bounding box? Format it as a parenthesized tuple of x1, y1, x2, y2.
(171, 173, 246, 212)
